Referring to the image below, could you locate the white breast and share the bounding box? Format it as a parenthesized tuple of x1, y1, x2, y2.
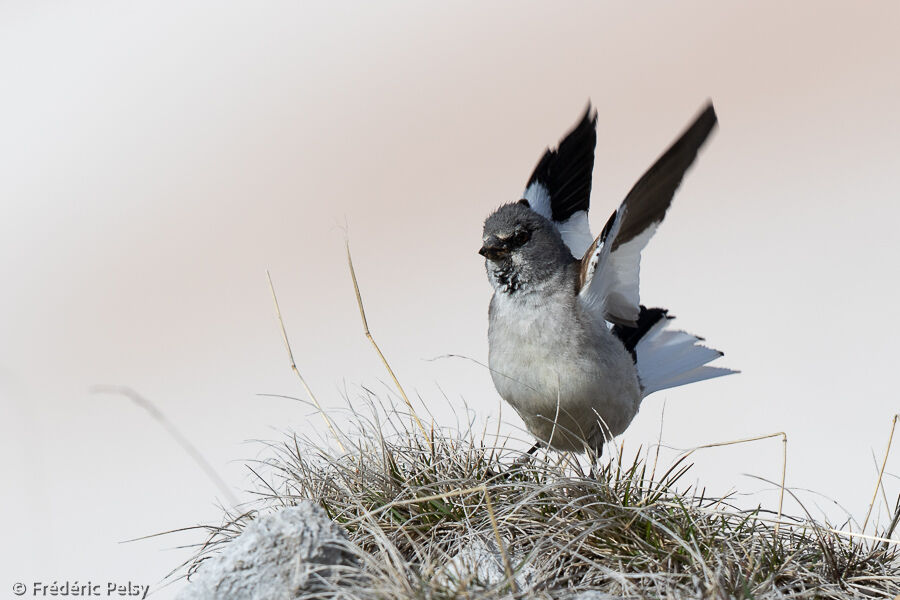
(487, 287, 642, 452)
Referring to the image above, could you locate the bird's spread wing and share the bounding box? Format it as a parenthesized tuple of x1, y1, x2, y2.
(521, 105, 598, 259)
(578, 103, 718, 327)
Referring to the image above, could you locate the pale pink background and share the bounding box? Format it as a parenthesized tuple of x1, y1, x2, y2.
(2, 1, 899, 596)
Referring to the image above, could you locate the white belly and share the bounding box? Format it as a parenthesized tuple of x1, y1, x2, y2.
(488, 291, 641, 452)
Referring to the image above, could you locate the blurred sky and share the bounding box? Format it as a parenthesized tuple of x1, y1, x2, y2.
(2, 1, 899, 597)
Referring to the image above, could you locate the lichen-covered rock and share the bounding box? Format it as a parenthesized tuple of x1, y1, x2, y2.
(178, 502, 356, 600)
(442, 535, 536, 590)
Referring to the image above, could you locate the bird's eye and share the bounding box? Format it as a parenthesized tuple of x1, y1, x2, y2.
(508, 229, 532, 248)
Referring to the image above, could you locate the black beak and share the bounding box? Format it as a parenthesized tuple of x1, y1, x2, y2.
(478, 243, 509, 261)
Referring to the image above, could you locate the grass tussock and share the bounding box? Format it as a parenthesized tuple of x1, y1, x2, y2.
(172, 265, 899, 597)
(178, 398, 900, 600)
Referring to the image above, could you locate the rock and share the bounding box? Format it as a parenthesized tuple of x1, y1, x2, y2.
(442, 535, 536, 590)
(178, 502, 357, 600)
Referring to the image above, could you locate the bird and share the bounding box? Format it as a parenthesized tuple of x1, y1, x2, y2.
(480, 101, 736, 457)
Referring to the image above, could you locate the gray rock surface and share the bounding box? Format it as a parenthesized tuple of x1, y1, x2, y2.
(178, 502, 356, 600)
(442, 535, 536, 590)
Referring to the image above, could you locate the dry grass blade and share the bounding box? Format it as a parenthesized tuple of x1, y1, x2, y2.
(863, 414, 899, 535)
(266, 269, 347, 453)
(482, 486, 518, 594)
(355, 482, 518, 592)
(680, 431, 787, 535)
(92, 385, 240, 508)
(344, 240, 432, 450)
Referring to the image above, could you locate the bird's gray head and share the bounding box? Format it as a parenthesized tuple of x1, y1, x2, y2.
(480, 201, 573, 295)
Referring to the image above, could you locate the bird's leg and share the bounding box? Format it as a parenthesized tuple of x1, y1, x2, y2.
(513, 441, 542, 468)
(587, 443, 604, 480)
(487, 442, 542, 481)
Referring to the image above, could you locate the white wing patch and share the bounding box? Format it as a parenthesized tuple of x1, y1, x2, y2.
(555, 211, 594, 259)
(599, 223, 657, 325)
(523, 182, 552, 220)
(523, 182, 594, 259)
(577, 207, 665, 327)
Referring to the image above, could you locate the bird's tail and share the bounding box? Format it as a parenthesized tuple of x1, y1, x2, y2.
(622, 307, 737, 397)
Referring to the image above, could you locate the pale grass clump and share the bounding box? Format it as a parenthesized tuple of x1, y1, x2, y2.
(164, 261, 900, 598)
(176, 397, 900, 600)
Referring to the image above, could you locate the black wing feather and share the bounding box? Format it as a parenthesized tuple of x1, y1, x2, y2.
(612, 103, 718, 250)
(611, 306, 670, 362)
(527, 105, 598, 222)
